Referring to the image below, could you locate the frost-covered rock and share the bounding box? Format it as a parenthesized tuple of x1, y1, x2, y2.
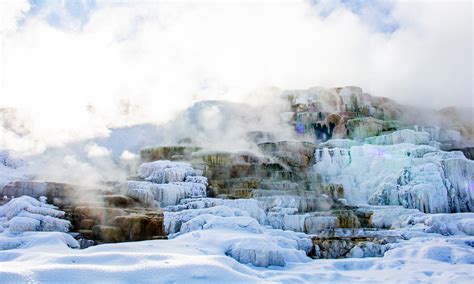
(0, 196, 70, 233)
(137, 160, 200, 183)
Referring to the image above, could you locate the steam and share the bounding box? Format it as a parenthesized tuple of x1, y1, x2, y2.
(0, 0, 472, 185)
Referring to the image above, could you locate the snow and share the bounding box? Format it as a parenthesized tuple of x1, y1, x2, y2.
(0, 190, 473, 281)
(0, 224, 473, 282)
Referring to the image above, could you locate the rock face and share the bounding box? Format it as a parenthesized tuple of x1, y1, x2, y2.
(281, 86, 402, 142)
(2, 181, 76, 204)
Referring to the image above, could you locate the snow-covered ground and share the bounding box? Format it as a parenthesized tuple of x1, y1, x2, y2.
(1, 194, 474, 283)
(0, 227, 473, 282)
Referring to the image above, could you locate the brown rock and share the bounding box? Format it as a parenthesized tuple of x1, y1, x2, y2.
(93, 225, 125, 243)
(79, 219, 96, 230)
(114, 215, 165, 241)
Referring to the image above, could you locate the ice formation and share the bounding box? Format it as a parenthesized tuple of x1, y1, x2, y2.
(164, 198, 266, 225)
(367, 206, 474, 236)
(166, 207, 312, 267)
(314, 138, 474, 213)
(119, 160, 208, 207)
(163, 196, 312, 267)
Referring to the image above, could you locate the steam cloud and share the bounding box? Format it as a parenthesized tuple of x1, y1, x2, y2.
(0, 0, 472, 184)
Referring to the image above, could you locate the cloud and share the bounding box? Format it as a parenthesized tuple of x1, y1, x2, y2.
(0, 0, 30, 34)
(0, 0, 472, 155)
